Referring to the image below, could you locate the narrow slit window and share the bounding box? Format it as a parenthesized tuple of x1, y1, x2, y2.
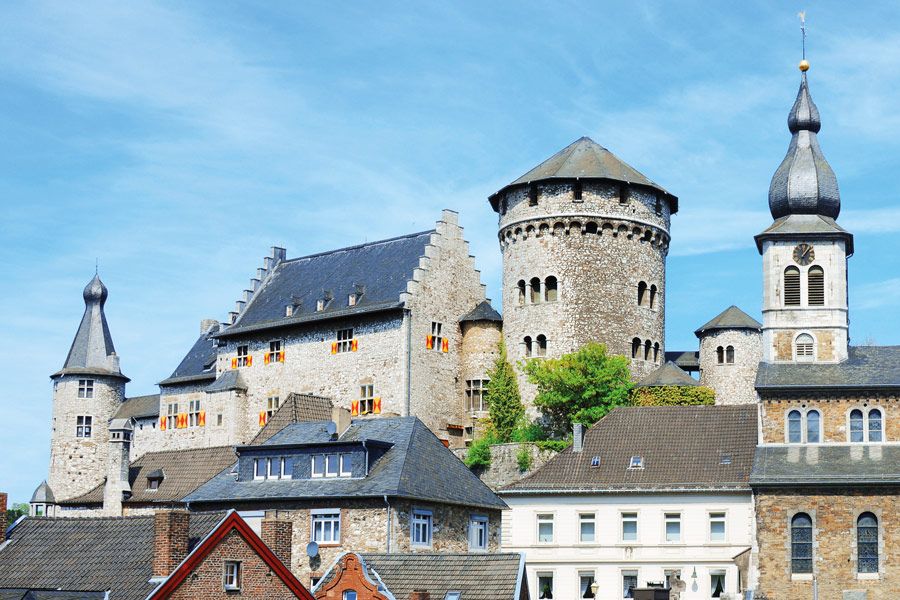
(517, 280, 526, 306)
(857, 512, 879, 574)
(869, 409, 883, 442)
(806, 410, 820, 443)
(791, 513, 813, 574)
(850, 409, 865, 443)
(787, 410, 802, 443)
(725, 345, 735, 364)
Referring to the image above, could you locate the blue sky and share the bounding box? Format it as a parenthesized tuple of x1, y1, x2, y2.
(3, 1, 900, 503)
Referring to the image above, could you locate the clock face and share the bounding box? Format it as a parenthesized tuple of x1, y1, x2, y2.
(793, 243, 815, 266)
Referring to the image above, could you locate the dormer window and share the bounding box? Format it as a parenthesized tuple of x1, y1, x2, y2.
(311, 453, 352, 478)
(590, 455, 601, 468)
(316, 299, 325, 312)
(253, 457, 293, 480)
(146, 470, 164, 490)
(348, 293, 358, 306)
(628, 455, 644, 469)
(285, 304, 293, 317)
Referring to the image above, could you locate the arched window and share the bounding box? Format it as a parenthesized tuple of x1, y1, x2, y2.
(544, 277, 558, 302)
(637, 282, 648, 306)
(536, 335, 547, 357)
(632, 338, 642, 359)
(869, 409, 883, 442)
(517, 280, 526, 306)
(857, 513, 879, 574)
(653, 342, 660, 364)
(807, 410, 820, 443)
(850, 409, 864, 442)
(716, 346, 724, 364)
(530, 278, 542, 304)
(641, 340, 650, 361)
(784, 267, 801, 306)
(725, 345, 735, 364)
(649, 285, 658, 310)
(795, 334, 815, 361)
(808, 266, 825, 306)
(524, 336, 533, 358)
(788, 410, 802, 443)
(791, 513, 813, 574)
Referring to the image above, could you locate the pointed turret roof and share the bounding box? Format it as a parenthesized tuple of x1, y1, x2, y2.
(30, 480, 55, 504)
(635, 362, 701, 387)
(459, 300, 502, 323)
(695, 305, 762, 337)
(489, 137, 677, 212)
(52, 274, 128, 380)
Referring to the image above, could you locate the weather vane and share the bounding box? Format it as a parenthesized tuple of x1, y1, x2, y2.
(798, 11, 810, 72)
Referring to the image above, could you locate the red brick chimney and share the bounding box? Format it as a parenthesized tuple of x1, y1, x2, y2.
(261, 517, 293, 567)
(0, 492, 7, 535)
(410, 591, 431, 600)
(152, 510, 190, 578)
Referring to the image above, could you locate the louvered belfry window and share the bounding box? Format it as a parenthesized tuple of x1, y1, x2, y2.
(784, 267, 801, 306)
(808, 266, 825, 306)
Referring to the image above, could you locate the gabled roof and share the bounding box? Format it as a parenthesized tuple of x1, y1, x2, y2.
(489, 137, 676, 212)
(459, 300, 502, 323)
(158, 330, 218, 387)
(113, 395, 160, 420)
(60, 446, 237, 506)
(635, 362, 700, 387)
(754, 213, 853, 254)
(216, 231, 434, 338)
(0, 513, 224, 600)
(664, 350, 700, 370)
(751, 445, 900, 487)
(250, 393, 334, 445)
(501, 405, 758, 494)
(186, 417, 507, 510)
(694, 305, 762, 337)
(146, 511, 313, 600)
(756, 346, 900, 392)
(204, 370, 247, 394)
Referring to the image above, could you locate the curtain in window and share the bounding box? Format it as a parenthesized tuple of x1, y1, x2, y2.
(580, 575, 595, 598)
(858, 513, 879, 574)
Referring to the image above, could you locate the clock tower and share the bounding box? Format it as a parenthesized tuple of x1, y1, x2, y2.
(755, 62, 853, 364)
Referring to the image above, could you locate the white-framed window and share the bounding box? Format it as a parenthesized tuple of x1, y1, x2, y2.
(311, 454, 325, 478)
(188, 399, 202, 427)
(223, 560, 241, 591)
(236, 344, 250, 367)
(622, 570, 638, 598)
(326, 454, 342, 477)
(75, 415, 92, 438)
(342, 591, 357, 600)
(710, 570, 726, 598)
(849, 408, 885, 443)
(77, 379, 94, 399)
(311, 509, 341, 544)
(468, 514, 488, 551)
(465, 379, 489, 413)
(628, 455, 644, 469)
(360, 384, 375, 414)
(664, 512, 681, 543)
(622, 512, 638, 542)
(536, 513, 554, 543)
(267, 339, 283, 364)
(254, 457, 292, 480)
(536, 572, 554, 600)
(579, 513, 596, 543)
(166, 403, 178, 430)
(430, 321, 443, 351)
(311, 453, 352, 478)
(709, 512, 726, 542)
(579, 571, 596, 599)
(411, 509, 433, 547)
(266, 395, 280, 418)
(336, 328, 354, 353)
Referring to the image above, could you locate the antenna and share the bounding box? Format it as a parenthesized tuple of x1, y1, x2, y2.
(95, 258, 99, 275)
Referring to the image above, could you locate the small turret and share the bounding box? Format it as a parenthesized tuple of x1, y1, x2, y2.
(103, 418, 134, 515)
(29, 481, 56, 517)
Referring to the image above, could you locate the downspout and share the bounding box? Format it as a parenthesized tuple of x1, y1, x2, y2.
(383, 495, 392, 554)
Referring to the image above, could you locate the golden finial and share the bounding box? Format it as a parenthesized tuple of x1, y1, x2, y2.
(798, 12, 810, 71)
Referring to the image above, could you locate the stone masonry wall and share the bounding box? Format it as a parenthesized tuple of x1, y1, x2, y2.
(496, 180, 670, 410)
(760, 394, 900, 444)
(451, 442, 559, 490)
(459, 320, 502, 429)
(755, 488, 900, 600)
(699, 329, 761, 405)
(48, 374, 125, 501)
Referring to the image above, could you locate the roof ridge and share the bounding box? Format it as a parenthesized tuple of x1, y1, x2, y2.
(280, 229, 435, 264)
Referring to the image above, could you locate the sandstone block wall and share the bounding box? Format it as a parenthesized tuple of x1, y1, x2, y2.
(699, 329, 761, 405)
(760, 394, 899, 444)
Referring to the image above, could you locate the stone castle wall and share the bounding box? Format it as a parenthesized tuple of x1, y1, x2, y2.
(451, 442, 559, 490)
(699, 329, 761, 405)
(459, 320, 502, 427)
(760, 394, 900, 444)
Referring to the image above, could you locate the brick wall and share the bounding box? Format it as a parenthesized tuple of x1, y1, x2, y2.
(313, 553, 388, 600)
(0, 492, 6, 534)
(760, 395, 900, 444)
(153, 510, 190, 578)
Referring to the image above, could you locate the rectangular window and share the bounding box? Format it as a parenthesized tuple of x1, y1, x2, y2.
(267, 340, 283, 364)
(537, 573, 554, 600)
(254, 458, 267, 480)
(77, 379, 94, 399)
(622, 570, 638, 598)
(340, 454, 352, 477)
(217, 413, 223, 426)
(236, 344, 250, 367)
(267, 396, 280, 418)
(579, 572, 596, 599)
(709, 512, 726, 542)
(710, 571, 726, 598)
(75, 415, 92, 438)
(336, 328, 354, 353)
(223, 560, 241, 591)
(411, 510, 433, 547)
(188, 399, 201, 428)
(312, 510, 341, 544)
(166, 403, 179, 430)
(311, 454, 325, 478)
(326, 454, 340, 477)
(430, 321, 443, 351)
(622, 512, 638, 542)
(465, 379, 489, 413)
(665, 512, 681, 543)
(254, 457, 292, 480)
(360, 384, 375, 414)
(579, 513, 596, 543)
(536, 514, 554, 543)
(468, 515, 488, 551)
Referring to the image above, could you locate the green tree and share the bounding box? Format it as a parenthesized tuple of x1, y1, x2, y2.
(523, 342, 633, 437)
(485, 341, 525, 443)
(632, 385, 716, 406)
(7, 503, 29, 522)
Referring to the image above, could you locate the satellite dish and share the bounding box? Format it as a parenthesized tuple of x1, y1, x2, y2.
(306, 541, 319, 557)
(325, 422, 337, 437)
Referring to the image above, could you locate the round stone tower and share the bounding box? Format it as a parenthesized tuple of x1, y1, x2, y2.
(48, 274, 128, 501)
(489, 137, 678, 401)
(695, 305, 762, 405)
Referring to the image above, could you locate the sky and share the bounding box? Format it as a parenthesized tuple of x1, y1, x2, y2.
(2, 1, 900, 504)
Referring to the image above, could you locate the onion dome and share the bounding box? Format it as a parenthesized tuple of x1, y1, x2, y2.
(768, 68, 841, 220)
(83, 273, 108, 304)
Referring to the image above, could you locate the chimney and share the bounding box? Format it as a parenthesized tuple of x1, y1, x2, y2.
(0, 492, 7, 535)
(573, 423, 585, 453)
(410, 591, 431, 600)
(103, 420, 133, 516)
(332, 406, 351, 436)
(271, 246, 287, 263)
(153, 510, 190, 578)
(261, 516, 293, 566)
(200, 318, 219, 334)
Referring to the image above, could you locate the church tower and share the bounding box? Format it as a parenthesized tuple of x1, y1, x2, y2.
(755, 63, 853, 364)
(489, 138, 677, 401)
(47, 274, 128, 501)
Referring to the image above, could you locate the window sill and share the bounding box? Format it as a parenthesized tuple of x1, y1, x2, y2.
(791, 574, 813, 581)
(856, 573, 880, 580)
(316, 542, 341, 548)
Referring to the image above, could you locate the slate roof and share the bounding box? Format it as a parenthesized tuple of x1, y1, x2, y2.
(251, 393, 334, 445)
(459, 300, 502, 323)
(501, 405, 758, 494)
(113, 394, 160, 420)
(358, 553, 525, 600)
(489, 137, 677, 212)
(204, 370, 247, 393)
(754, 213, 853, 254)
(635, 362, 700, 387)
(0, 513, 224, 600)
(158, 329, 218, 386)
(694, 305, 762, 337)
(664, 350, 700, 371)
(29, 482, 54, 504)
(216, 231, 434, 338)
(751, 445, 900, 487)
(756, 346, 900, 392)
(60, 446, 238, 506)
(0, 590, 108, 600)
(186, 417, 506, 510)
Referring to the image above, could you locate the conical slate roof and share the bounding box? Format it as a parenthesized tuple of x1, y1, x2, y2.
(459, 300, 502, 323)
(768, 71, 840, 220)
(30, 480, 55, 504)
(490, 137, 676, 211)
(695, 305, 762, 337)
(635, 362, 700, 387)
